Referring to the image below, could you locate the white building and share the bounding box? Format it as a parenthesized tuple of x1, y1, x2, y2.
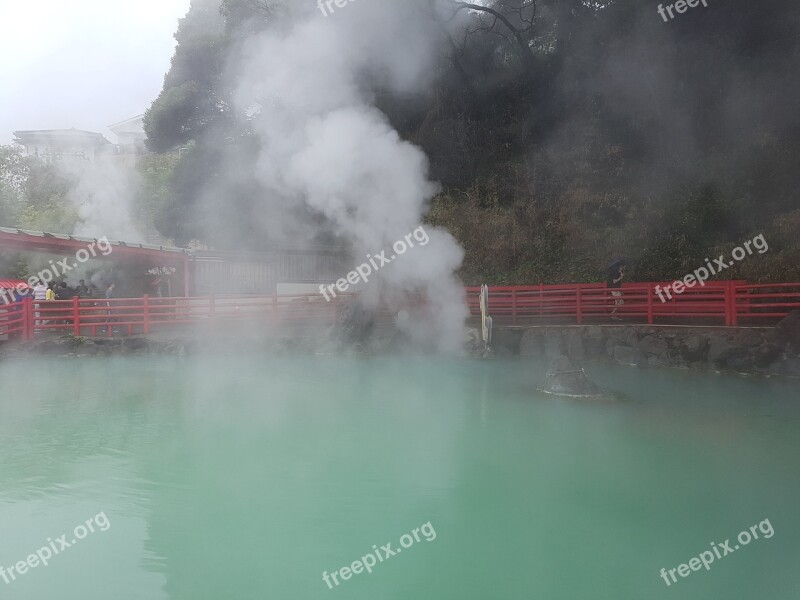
(108, 114, 147, 156)
(12, 129, 111, 163)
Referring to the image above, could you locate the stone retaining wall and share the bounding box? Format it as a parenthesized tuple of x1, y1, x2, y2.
(493, 311, 800, 378)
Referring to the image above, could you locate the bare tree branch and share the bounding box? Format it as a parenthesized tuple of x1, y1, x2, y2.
(446, 1, 536, 68)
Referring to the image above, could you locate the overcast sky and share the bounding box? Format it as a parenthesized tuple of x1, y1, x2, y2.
(0, 0, 192, 145)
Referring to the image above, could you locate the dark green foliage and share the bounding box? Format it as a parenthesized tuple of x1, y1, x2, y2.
(144, 0, 800, 283)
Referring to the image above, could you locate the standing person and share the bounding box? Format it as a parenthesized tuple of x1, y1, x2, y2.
(75, 279, 89, 298)
(46, 282, 56, 301)
(33, 281, 48, 326)
(56, 281, 74, 300)
(57, 282, 75, 326)
(102, 283, 119, 334)
(608, 265, 626, 320)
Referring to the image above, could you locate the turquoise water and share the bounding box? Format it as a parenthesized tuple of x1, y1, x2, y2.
(0, 355, 798, 599)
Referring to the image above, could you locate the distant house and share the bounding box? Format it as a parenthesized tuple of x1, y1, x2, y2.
(108, 114, 147, 156)
(12, 129, 111, 163)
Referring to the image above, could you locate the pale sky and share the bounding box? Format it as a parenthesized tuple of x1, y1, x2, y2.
(0, 0, 192, 144)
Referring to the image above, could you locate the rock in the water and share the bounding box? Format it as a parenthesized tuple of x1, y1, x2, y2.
(776, 310, 800, 352)
(613, 345, 646, 366)
(333, 299, 375, 345)
(520, 329, 545, 357)
(541, 355, 604, 397)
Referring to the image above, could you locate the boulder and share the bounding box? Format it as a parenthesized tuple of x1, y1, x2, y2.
(647, 354, 671, 367)
(769, 358, 800, 378)
(519, 329, 545, 357)
(492, 328, 522, 355)
(544, 329, 565, 358)
(707, 334, 735, 365)
(639, 334, 669, 356)
(678, 334, 708, 362)
(123, 337, 149, 352)
(714, 347, 754, 371)
(565, 330, 585, 361)
(776, 310, 800, 351)
(735, 329, 764, 347)
(583, 327, 607, 357)
(333, 299, 375, 345)
(754, 343, 781, 369)
(541, 355, 603, 397)
(613, 345, 646, 366)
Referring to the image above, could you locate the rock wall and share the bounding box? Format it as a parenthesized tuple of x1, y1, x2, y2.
(494, 311, 800, 378)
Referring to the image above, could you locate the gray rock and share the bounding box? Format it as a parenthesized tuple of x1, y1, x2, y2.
(736, 329, 763, 347)
(707, 334, 734, 364)
(544, 329, 565, 358)
(583, 327, 607, 357)
(123, 337, 149, 352)
(776, 310, 800, 352)
(769, 358, 800, 378)
(541, 355, 603, 397)
(519, 329, 545, 357)
(613, 345, 646, 366)
(714, 347, 754, 371)
(754, 343, 781, 368)
(639, 334, 669, 355)
(679, 334, 708, 362)
(647, 354, 671, 367)
(492, 328, 522, 355)
(566, 330, 585, 361)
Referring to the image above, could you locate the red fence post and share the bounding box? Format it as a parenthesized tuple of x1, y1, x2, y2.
(647, 286, 654, 324)
(511, 289, 517, 325)
(73, 296, 81, 336)
(724, 282, 732, 326)
(143, 295, 150, 334)
(538, 284, 544, 319)
(729, 281, 739, 326)
(24, 299, 30, 337)
(576, 287, 583, 325)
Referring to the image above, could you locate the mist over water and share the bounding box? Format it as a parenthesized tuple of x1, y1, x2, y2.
(0, 355, 798, 599)
(66, 156, 145, 243)
(231, 0, 468, 353)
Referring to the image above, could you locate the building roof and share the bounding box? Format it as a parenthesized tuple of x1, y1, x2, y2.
(108, 115, 145, 134)
(0, 279, 30, 290)
(0, 227, 188, 264)
(12, 128, 111, 145)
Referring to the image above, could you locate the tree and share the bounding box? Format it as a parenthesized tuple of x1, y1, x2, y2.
(144, 0, 227, 152)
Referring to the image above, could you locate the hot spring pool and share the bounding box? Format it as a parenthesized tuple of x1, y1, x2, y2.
(0, 355, 798, 599)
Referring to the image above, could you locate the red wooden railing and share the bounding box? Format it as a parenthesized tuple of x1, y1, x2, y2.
(0, 293, 352, 341)
(2, 281, 799, 341)
(465, 281, 800, 326)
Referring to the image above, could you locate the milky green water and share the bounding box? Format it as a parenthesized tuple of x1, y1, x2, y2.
(0, 355, 798, 600)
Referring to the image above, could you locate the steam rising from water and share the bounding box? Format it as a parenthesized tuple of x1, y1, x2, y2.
(234, 1, 468, 353)
(65, 156, 145, 243)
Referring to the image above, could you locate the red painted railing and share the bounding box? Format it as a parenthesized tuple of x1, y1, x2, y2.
(2, 281, 799, 341)
(0, 298, 31, 340)
(465, 281, 800, 326)
(0, 293, 351, 341)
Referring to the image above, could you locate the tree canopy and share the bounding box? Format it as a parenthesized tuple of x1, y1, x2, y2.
(143, 0, 800, 281)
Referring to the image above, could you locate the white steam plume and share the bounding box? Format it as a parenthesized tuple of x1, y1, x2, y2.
(234, 0, 468, 353)
(65, 155, 145, 243)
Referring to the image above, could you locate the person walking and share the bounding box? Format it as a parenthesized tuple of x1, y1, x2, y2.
(608, 264, 626, 320)
(75, 279, 89, 298)
(102, 283, 119, 334)
(56, 282, 75, 326)
(33, 281, 48, 326)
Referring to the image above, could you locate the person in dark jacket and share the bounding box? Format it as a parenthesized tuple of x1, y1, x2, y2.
(607, 265, 625, 320)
